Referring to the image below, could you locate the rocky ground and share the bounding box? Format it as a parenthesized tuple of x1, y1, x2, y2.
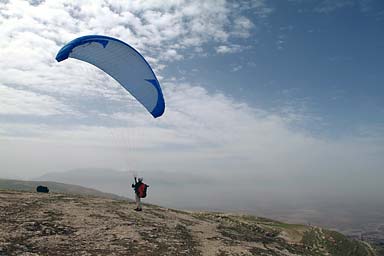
(0, 190, 378, 256)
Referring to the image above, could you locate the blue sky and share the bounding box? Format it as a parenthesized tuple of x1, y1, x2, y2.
(0, 0, 383, 187)
(164, 0, 384, 137)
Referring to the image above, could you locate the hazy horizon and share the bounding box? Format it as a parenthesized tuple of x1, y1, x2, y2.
(16, 167, 380, 237)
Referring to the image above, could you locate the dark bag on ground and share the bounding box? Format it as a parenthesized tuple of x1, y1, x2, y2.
(36, 185, 49, 193)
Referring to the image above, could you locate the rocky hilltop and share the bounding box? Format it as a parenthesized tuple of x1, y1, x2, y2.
(0, 190, 378, 256)
(0, 178, 128, 201)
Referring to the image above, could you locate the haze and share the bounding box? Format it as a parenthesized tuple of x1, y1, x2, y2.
(1, 0, 384, 237)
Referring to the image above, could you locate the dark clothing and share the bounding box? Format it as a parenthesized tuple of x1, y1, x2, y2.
(132, 178, 143, 195)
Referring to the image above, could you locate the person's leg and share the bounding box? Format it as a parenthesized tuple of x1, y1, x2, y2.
(138, 196, 142, 210)
(135, 194, 140, 210)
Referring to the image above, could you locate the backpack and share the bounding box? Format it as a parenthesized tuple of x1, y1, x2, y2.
(137, 183, 148, 198)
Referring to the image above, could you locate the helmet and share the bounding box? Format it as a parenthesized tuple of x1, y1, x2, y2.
(138, 177, 143, 182)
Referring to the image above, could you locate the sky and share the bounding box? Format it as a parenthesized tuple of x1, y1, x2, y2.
(1, 0, 384, 218)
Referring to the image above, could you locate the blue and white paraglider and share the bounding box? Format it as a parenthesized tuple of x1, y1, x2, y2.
(56, 35, 165, 118)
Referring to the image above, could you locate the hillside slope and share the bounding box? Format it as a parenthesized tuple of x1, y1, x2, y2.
(0, 190, 377, 256)
(0, 178, 129, 201)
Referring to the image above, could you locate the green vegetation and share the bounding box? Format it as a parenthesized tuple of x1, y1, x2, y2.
(302, 228, 376, 256)
(193, 212, 377, 256)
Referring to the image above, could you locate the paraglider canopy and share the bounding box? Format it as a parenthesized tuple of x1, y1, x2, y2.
(56, 35, 165, 118)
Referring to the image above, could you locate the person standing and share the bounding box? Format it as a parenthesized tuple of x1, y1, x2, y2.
(132, 177, 148, 211)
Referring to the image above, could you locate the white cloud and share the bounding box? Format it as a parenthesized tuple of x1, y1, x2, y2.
(232, 16, 254, 38)
(215, 44, 243, 54)
(0, 85, 73, 116)
(231, 65, 243, 72)
(0, 0, 270, 149)
(0, 0, 268, 98)
(1, 81, 383, 180)
(314, 0, 354, 14)
(231, 0, 273, 18)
